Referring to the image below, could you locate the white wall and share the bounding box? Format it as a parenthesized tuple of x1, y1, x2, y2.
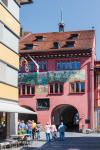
(0, 0, 19, 20)
(0, 61, 18, 87)
(0, 22, 19, 53)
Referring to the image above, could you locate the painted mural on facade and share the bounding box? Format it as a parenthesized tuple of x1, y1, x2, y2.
(19, 70, 85, 85)
(19, 70, 85, 95)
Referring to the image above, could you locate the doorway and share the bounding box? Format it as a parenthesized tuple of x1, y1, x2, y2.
(51, 104, 79, 132)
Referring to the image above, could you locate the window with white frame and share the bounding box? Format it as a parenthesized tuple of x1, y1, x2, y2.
(49, 83, 63, 94)
(21, 84, 35, 95)
(70, 82, 85, 93)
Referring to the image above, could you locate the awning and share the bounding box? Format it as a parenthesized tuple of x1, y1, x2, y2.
(0, 101, 37, 114)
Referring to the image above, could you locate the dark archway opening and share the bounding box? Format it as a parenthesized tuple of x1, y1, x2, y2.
(51, 105, 79, 132)
(18, 106, 37, 123)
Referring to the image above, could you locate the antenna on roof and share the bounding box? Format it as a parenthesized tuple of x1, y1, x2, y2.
(61, 10, 63, 23)
(58, 10, 65, 32)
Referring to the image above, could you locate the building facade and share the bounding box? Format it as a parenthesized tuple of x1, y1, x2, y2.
(19, 29, 96, 131)
(95, 61, 100, 130)
(0, 0, 33, 139)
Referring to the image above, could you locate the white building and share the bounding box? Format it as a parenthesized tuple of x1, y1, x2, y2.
(0, 0, 36, 139)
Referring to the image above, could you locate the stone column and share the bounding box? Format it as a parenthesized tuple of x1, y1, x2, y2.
(7, 113, 18, 137)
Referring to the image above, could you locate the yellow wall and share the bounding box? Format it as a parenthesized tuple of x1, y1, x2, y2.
(0, 4, 20, 36)
(0, 83, 18, 101)
(0, 44, 19, 69)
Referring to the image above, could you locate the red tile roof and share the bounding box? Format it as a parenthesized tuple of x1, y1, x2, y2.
(19, 30, 95, 53)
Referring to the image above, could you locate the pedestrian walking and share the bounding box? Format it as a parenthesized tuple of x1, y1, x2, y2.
(51, 123, 57, 141)
(36, 122, 41, 140)
(32, 120, 36, 139)
(58, 122, 66, 141)
(19, 120, 26, 134)
(45, 122, 51, 142)
(27, 120, 32, 137)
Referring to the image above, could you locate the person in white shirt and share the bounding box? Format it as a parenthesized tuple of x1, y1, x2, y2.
(51, 123, 57, 141)
(45, 122, 51, 142)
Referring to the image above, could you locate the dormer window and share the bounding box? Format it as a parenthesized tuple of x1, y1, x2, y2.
(25, 44, 33, 50)
(68, 34, 78, 40)
(36, 36, 44, 42)
(53, 42, 60, 49)
(65, 41, 75, 48)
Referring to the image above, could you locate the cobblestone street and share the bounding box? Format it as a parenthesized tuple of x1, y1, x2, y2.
(6, 132, 100, 150)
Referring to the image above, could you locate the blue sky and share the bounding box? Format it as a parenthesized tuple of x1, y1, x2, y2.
(20, 0, 100, 60)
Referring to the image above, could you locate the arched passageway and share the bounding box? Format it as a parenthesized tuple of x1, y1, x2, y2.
(18, 106, 37, 123)
(51, 104, 79, 132)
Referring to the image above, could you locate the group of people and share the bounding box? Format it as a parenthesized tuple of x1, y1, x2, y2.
(18, 120, 41, 140)
(18, 120, 66, 142)
(45, 122, 66, 142)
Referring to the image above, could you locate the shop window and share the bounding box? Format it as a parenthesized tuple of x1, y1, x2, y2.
(1, 0, 8, 6)
(49, 83, 63, 94)
(37, 98, 50, 110)
(70, 82, 85, 93)
(38, 61, 47, 71)
(56, 61, 80, 70)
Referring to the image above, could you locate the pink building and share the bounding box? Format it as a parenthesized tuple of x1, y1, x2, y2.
(19, 28, 96, 131)
(95, 61, 100, 130)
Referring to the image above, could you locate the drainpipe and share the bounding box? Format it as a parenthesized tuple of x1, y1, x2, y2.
(28, 55, 39, 73)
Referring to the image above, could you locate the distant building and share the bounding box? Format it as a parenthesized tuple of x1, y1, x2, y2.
(95, 61, 100, 129)
(19, 27, 96, 131)
(0, 0, 33, 139)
